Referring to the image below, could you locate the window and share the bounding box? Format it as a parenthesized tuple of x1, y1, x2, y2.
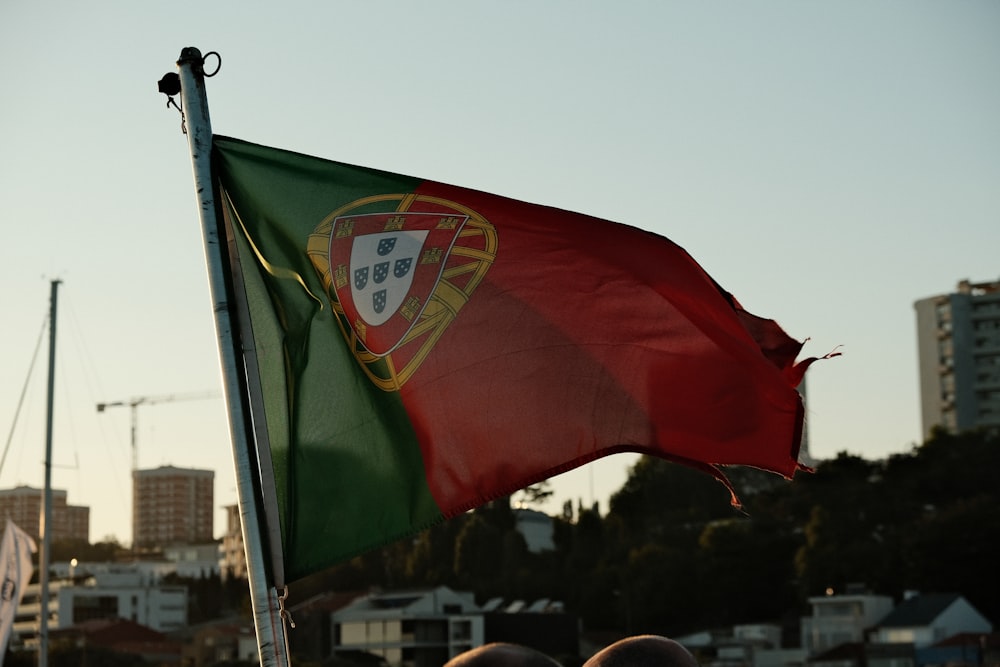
(341, 621, 367, 645)
(452, 620, 471, 640)
(936, 302, 951, 322)
(72, 595, 119, 624)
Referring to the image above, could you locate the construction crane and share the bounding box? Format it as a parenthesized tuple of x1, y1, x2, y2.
(96, 391, 221, 472)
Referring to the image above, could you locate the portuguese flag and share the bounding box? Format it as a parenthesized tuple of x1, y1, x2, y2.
(213, 136, 814, 583)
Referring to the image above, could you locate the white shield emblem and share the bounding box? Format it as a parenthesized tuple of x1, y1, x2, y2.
(350, 230, 428, 326)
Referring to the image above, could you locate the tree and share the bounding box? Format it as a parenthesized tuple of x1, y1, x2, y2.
(454, 513, 504, 589)
(405, 524, 455, 587)
(698, 518, 799, 626)
(49, 537, 126, 564)
(621, 543, 699, 634)
(513, 480, 554, 508)
(609, 457, 736, 545)
(903, 494, 1000, 621)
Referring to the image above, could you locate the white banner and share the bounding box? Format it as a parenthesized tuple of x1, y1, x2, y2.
(0, 519, 36, 664)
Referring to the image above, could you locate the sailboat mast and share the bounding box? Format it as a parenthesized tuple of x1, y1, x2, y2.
(38, 278, 59, 667)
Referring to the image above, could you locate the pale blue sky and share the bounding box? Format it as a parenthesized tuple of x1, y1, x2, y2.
(2, 2, 998, 545)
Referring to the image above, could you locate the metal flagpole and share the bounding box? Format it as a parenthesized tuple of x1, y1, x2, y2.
(172, 47, 290, 667)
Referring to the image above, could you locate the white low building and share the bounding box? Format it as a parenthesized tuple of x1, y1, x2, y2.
(870, 592, 992, 649)
(801, 590, 894, 654)
(163, 542, 223, 577)
(11, 563, 188, 651)
(332, 586, 485, 666)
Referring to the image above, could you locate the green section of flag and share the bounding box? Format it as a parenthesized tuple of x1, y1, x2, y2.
(214, 136, 443, 581)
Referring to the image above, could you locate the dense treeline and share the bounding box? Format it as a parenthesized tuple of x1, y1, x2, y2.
(294, 428, 1000, 638)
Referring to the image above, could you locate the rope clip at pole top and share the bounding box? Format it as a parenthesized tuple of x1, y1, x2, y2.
(157, 49, 221, 131)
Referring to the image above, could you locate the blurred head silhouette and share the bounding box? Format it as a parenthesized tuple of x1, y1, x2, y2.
(444, 642, 561, 667)
(583, 635, 698, 667)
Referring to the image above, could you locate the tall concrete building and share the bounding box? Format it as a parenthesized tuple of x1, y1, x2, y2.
(133, 465, 214, 551)
(0, 486, 89, 543)
(914, 278, 1000, 440)
(220, 503, 247, 581)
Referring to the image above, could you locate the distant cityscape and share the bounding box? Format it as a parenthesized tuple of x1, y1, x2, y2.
(0, 464, 244, 573)
(4, 463, 247, 661)
(2, 467, 209, 544)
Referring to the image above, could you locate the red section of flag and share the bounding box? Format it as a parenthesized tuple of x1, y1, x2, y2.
(397, 181, 808, 516)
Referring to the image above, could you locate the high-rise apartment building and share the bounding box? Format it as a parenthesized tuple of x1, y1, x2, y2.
(220, 503, 246, 580)
(132, 465, 214, 551)
(914, 279, 1000, 440)
(0, 486, 89, 543)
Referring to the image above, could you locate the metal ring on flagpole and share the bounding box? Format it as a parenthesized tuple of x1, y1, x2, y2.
(202, 51, 222, 77)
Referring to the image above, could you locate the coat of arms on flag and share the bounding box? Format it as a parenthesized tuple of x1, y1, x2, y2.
(308, 194, 498, 390)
